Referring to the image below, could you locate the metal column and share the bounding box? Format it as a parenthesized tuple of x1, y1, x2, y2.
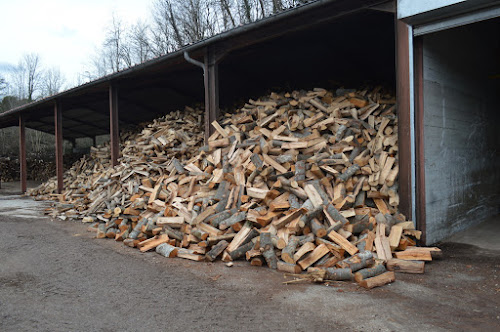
(54, 102, 63, 194)
(19, 113, 27, 193)
(395, 19, 413, 221)
(413, 36, 426, 243)
(204, 47, 220, 141)
(109, 85, 119, 167)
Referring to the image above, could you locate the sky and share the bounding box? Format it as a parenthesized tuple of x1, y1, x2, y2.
(0, 0, 152, 88)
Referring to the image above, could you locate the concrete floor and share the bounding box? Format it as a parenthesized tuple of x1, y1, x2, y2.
(445, 214, 500, 251)
(0, 181, 41, 196)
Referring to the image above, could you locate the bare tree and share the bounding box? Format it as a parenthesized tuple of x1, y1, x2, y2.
(103, 14, 126, 72)
(23, 53, 42, 101)
(7, 53, 42, 101)
(151, 0, 185, 51)
(178, 0, 211, 43)
(271, 0, 283, 13)
(239, 0, 253, 23)
(150, 0, 178, 55)
(128, 20, 152, 64)
(41, 67, 65, 96)
(0, 75, 7, 96)
(219, 0, 237, 30)
(82, 0, 304, 81)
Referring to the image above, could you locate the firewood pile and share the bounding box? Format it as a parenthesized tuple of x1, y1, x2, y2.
(0, 157, 62, 182)
(27, 159, 57, 182)
(0, 157, 17, 182)
(28, 107, 204, 200)
(28, 147, 111, 197)
(30, 88, 440, 289)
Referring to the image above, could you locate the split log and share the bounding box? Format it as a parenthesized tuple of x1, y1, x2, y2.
(358, 271, 395, 289)
(327, 230, 359, 256)
(297, 244, 329, 270)
(277, 261, 302, 274)
(394, 249, 432, 261)
(386, 259, 425, 273)
(282, 236, 300, 264)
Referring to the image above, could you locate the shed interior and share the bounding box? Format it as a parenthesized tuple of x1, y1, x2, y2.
(422, 18, 500, 244)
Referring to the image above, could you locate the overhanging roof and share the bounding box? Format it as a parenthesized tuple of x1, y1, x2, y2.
(0, 0, 393, 140)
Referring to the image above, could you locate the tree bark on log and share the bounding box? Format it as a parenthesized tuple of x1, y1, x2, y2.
(354, 264, 387, 282)
(263, 249, 278, 269)
(325, 268, 353, 281)
(282, 236, 300, 264)
(358, 271, 395, 289)
(156, 243, 178, 258)
(205, 240, 229, 262)
(228, 241, 255, 261)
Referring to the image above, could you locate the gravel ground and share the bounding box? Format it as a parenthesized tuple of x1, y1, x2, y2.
(0, 195, 499, 332)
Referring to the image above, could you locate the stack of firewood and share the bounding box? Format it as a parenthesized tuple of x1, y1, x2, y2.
(0, 157, 17, 182)
(28, 107, 204, 202)
(30, 88, 440, 289)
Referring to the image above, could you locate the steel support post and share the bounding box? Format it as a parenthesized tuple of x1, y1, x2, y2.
(395, 19, 412, 221)
(54, 102, 64, 194)
(109, 85, 119, 167)
(19, 113, 27, 193)
(414, 36, 426, 244)
(204, 47, 220, 142)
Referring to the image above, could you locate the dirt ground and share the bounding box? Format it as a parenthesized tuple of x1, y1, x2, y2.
(0, 194, 499, 331)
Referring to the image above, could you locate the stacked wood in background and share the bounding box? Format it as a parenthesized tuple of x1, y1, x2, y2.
(1, 157, 66, 183)
(29, 88, 439, 289)
(0, 154, 87, 184)
(0, 157, 17, 182)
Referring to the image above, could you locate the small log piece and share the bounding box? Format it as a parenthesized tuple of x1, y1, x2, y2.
(358, 271, 395, 289)
(205, 240, 229, 262)
(386, 259, 425, 274)
(354, 264, 387, 282)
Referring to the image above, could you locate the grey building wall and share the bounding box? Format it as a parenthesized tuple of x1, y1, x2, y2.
(423, 19, 500, 244)
(424, 20, 500, 243)
(398, 0, 465, 20)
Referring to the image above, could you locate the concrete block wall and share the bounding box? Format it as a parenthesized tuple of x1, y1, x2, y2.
(423, 19, 500, 244)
